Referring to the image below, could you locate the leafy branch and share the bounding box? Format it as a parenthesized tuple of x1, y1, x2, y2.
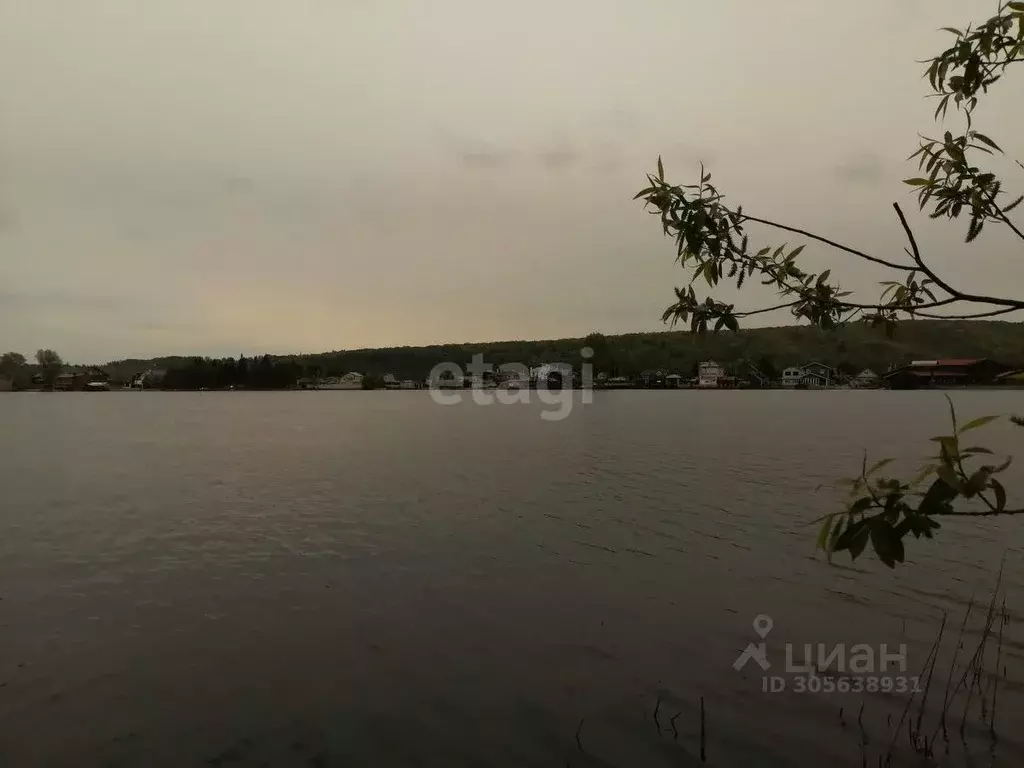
(815, 397, 1019, 569)
(636, 2, 1024, 339)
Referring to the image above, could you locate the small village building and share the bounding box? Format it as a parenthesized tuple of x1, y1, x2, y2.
(781, 367, 803, 388)
(850, 369, 880, 388)
(883, 359, 1008, 389)
(799, 361, 835, 389)
(697, 361, 725, 389)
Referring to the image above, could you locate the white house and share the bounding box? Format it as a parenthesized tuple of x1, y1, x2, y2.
(318, 372, 364, 390)
(783, 362, 837, 389)
(851, 369, 880, 388)
(531, 363, 572, 387)
(697, 361, 724, 389)
(781, 367, 803, 388)
(800, 361, 835, 388)
(429, 370, 462, 389)
(383, 373, 400, 389)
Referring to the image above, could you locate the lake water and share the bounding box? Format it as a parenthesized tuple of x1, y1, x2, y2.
(1, 390, 1022, 767)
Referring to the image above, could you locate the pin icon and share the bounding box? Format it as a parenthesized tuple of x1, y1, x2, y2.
(753, 615, 773, 638)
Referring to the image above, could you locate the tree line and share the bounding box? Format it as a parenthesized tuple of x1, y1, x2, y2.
(0, 350, 63, 388)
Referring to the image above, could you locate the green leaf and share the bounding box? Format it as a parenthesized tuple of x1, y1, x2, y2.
(958, 415, 999, 434)
(903, 178, 932, 186)
(850, 496, 875, 515)
(990, 456, 1013, 474)
(866, 458, 894, 476)
(920, 477, 958, 516)
(870, 521, 905, 568)
(960, 447, 995, 458)
(936, 464, 962, 492)
(848, 523, 871, 559)
(909, 466, 936, 487)
(657, 156, 664, 182)
(964, 468, 991, 497)
(833, 518, 868, 553)
(991, 478, 1007, 512)
(816, 516, 834, 551)
(826, 517, 845, 562)
(817, 269, 831, 286)
(788, 245, 806, 261)
(930, 435, 959, 461)
(972, 133, 1002, 153)
(1009, 2, 1024, 10)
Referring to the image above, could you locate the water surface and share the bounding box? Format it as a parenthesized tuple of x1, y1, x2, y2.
(1, 391, 1022, 766)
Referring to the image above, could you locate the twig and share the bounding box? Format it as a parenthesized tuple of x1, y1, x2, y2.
(934, 596, 974, 744)
(987, 191, 1024, 242)
(958, 565, 1003, 737)
(575, 718, 585, 752)
(700, 696, 706, 763)
(893, 202, 1024, 310)
(913, 613, 947, 747)
(914, 306, 1022, 320)
(670, 711, 681, 741)
(933, 507, 1024, 517)
(990, 599, 1006, 742)
(733, 300, 801, 318)
(740, 213, 916, 271)
(884, 615, 944, 766)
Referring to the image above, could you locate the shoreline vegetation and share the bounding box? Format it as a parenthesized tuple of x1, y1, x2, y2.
(3, 319, 1024, 393)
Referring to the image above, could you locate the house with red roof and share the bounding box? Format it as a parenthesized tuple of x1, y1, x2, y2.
(882, 359, 1010, 389)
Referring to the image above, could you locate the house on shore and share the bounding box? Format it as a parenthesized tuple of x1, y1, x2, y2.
(781, 367, 802, 388)
(429, 370, 462, 389)
(666, 373, 684, 389)
(781, 362, 837, 389)
(640, 370, 667, 388)
(54, 368, 110, 392)
(127, 369, 167, 389)
(697, 361, 725, 389)
(318, 373, 364, 390)
(850, 369, 880, 389)
(800, 361, 836, 388)
(883, 359, 1008, 389)
(602, 375, 634, 389)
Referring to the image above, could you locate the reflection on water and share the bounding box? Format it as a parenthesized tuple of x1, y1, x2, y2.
(0, 390, 1021, 766)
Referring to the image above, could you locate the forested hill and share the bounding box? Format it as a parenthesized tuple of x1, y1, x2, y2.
(101, 321, 1024, 382)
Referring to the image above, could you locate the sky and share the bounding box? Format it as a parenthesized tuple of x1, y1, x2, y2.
(1, 0, 1022, 363)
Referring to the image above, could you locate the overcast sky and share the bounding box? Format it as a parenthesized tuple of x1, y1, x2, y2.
(1, 0, 1022, 362)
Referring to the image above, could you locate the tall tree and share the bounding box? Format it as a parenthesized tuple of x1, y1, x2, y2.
(34, 349, 63, 385)
(0, 352, 26, 376)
